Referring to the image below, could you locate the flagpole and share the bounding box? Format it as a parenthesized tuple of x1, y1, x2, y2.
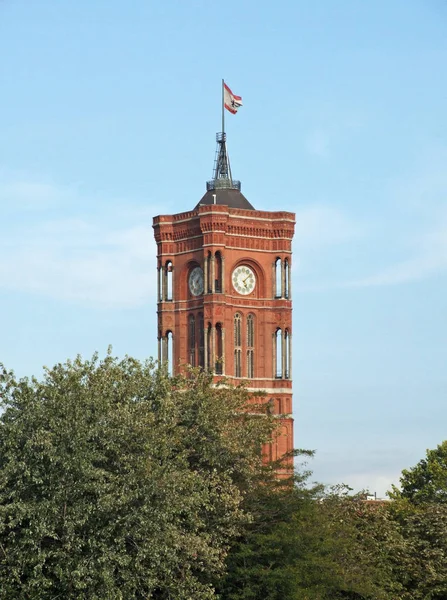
(221, 78, 225, 134)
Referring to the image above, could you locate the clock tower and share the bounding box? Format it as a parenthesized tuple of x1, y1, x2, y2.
(153, 132, 295, 468)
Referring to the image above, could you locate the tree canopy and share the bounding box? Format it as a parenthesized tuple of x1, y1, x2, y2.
(0, 353, 276, 600)
(389, 441, 447, 505)
(3, 352, 447, 600)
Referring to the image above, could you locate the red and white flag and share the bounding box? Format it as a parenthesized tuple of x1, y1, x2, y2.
(224, 82, 243, 114)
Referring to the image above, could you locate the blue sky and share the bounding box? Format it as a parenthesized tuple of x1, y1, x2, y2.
(1, 0, 446, 496)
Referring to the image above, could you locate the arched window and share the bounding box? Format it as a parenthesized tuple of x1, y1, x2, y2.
(275, 328, 283, 378)
(247, 314, 254, 347)
(198, 313, 204, 368)
(166, 261, 173, 301)
(207, 323, 212, 371)
(166, 331, 173, 376)
(215, 251, 223, 293)
(234, 313, 242, 377)
(207, 251, 212, 293)
(234, 313, 242, 347)
(215, 323, 223, 374)
(275, 258, 282, 298)
(247, 314, 254, 378)
(188, 315, 196, 367)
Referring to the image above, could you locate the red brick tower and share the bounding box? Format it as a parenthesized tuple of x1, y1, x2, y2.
(153, 133, 295, 467)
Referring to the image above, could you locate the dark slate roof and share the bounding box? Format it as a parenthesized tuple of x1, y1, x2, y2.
(194, 189, 255, 211)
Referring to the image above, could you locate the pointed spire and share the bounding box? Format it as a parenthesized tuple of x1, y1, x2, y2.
(206, 133, 241, 192)
(213, 133, 232, 181)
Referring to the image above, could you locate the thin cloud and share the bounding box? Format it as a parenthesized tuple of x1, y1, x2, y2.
(294, 206, 363, 249)
(0, 179, 76, 210)
(0, 175, 163, 308)
(0, 219, 157, 308)
(346, 215, 447, 288)
(340, 473, 398, 499)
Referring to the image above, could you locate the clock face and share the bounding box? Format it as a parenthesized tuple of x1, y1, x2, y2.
(232, 265, 256, 295)
(188, 266, 204, 296)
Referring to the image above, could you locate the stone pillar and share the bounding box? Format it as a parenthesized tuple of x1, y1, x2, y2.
(162, 264, 167, 302)
(281, 260, 286, 298)
(272, 261, 276, 298)
(204, 324, 208, 370)
(162, 336, 168, 364)
(288, 332, 292, 379)
(287, 260, 292, 300)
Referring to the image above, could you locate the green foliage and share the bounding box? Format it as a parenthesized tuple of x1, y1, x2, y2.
(392, 502, 447, 600)
(386, 441, 447, 599)
(386, 441, 447, 596)
(389, 441, 447, 505)
(316, 490, 407, 600)
(218, 468, 406, 600)
(4, 357, 447, 600)
(217, 452, 328, 600)
(0, 354, 275, 599)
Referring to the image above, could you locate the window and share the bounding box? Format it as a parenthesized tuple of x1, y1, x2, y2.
(215, 251, 223, 293)
(275, 257, 282, 298)
(207, 251, 212, 293)
(234, 313, 242, 347)
(234, 313, 242, 377)
(166, 261, 173, 301)
(188, 315, 195, 367)
(247, 314, 254, 347)
(215, 323, 223, 374)
(166, 331, 173, 376)
(198, 313, 204, 368)
(275, 328, 283, 378)
(284, 258, 290, 299)
(207, 323, 212, 371)
(234, 349, 242, 378)
(247, 350, 254, 378)
(247, 314, 255, 378)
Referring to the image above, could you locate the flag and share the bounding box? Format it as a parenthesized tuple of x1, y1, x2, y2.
(224, 82, 243, 114)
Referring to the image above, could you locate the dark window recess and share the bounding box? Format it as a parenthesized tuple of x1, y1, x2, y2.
(215, 362, 223, 375)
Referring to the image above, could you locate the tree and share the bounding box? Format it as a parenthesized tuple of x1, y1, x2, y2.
(317, 489, 407, 600)
(218, 476, 406, 600)
(386, 443, 447, 599)
(217, 452, 330, 600)
(0, 353, 276, 600)
(393, 503, 447, 600)
(389, 441, 447, 505)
